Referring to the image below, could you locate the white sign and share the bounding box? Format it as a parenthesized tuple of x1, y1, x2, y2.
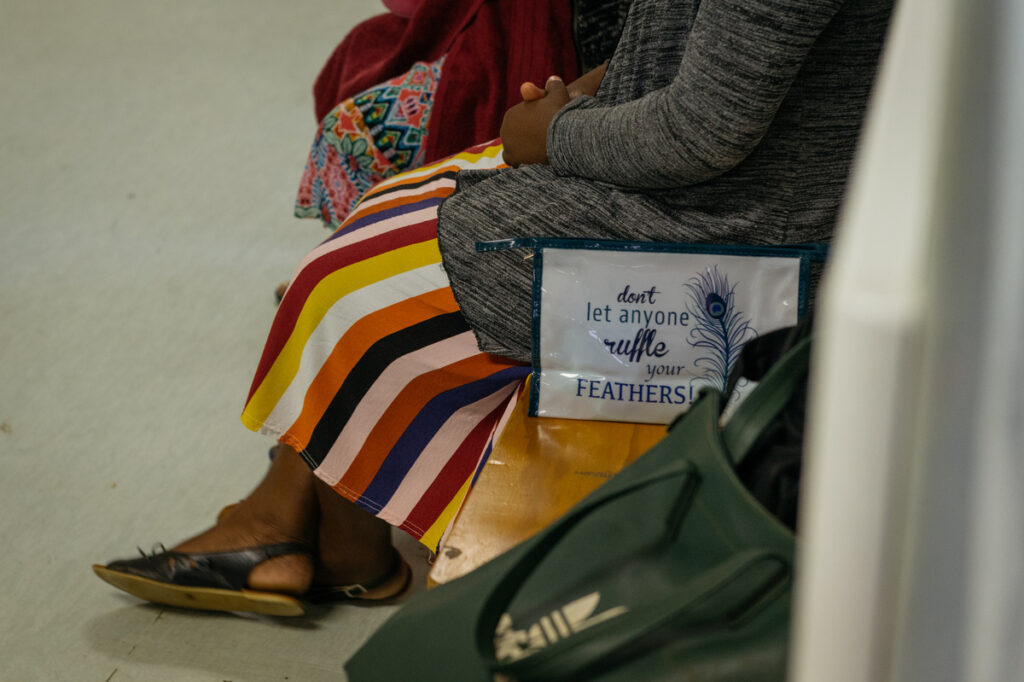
(526, 242, 818, 424)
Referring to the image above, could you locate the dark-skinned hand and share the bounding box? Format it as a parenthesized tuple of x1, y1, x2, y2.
(501, 63, 608, 167)
(500, 76, 570, 167)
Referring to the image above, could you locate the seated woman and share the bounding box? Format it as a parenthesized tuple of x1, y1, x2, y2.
(276, 0, 629, 301)
(93, 0, 894, 616)
(296, 0, 632, 228)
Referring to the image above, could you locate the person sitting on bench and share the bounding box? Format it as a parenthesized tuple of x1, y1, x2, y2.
(94, 0, 893, 616)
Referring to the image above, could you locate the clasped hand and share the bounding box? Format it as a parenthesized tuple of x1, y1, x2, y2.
(500, 63, 607, 167)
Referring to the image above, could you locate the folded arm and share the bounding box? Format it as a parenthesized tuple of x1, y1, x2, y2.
(547, 0, 845, 189)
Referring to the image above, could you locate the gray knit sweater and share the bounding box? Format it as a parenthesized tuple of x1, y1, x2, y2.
(437, 0, 894, 362)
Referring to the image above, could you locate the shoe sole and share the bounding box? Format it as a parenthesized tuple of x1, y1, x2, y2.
(92, 564, 306, 616)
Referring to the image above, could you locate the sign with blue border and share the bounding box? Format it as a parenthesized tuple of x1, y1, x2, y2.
(478, 238, 826, 424)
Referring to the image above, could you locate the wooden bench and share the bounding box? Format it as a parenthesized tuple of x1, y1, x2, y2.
(428, 391, 666, 587)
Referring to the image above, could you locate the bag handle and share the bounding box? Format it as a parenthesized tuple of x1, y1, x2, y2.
(721, 335, 811, 467)
(489, 549, 790, 681)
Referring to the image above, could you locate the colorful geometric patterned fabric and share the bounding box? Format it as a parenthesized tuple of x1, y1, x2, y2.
(245, 141, 531, 551)
(296, 57, 445, 229)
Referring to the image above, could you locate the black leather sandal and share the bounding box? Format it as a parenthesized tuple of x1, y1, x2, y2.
(94, 544, 413, 616)
(306, 549, 412, 604)
(93, 543, 313, 616)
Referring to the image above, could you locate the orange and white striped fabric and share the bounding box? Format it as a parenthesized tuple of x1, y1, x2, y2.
(241, 141, 529, 551)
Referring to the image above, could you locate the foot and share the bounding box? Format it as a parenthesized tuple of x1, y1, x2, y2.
(164, 442, 320, 595)
(172, 501, 315, 595)
(93, 542, 313, 616)
(182, 496, 405, 600)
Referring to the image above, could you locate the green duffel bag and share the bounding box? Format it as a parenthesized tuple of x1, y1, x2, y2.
(346, 337, 810, 682)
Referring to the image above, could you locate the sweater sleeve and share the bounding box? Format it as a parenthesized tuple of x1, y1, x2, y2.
(547, 0, 845, 189)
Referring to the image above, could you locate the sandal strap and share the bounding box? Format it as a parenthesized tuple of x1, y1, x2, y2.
(307, 549, 405, 602)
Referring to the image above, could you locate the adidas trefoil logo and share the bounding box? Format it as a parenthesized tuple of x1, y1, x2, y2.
(494, 592, 629, 663)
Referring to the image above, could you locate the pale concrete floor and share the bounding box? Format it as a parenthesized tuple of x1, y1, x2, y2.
(0, 1, 436, 680)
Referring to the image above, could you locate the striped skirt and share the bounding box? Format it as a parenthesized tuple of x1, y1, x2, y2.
(241, 141, 530, 551)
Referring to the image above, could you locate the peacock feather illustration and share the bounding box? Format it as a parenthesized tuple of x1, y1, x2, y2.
(682, 266, 757, 392)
